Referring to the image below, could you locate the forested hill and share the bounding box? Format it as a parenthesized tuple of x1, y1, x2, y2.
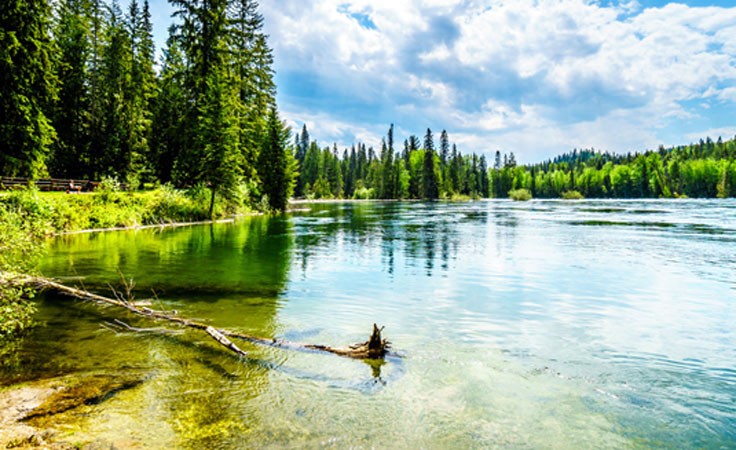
(514, 136, 736, 199)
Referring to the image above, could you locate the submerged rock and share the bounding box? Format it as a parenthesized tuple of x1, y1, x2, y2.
(22, 373, 145, 423)
(0, 372, 145, 449)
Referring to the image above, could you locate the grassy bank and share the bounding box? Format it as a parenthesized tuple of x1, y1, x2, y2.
(0, 184, 255, 340)
(0, 184, 254, 235)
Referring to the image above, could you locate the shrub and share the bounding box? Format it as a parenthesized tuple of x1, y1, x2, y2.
(144, 184, 209, 223)
(353, 187, 375, 200)
(0, 205, 45, 338)
(508, 188, 532, 201)
(561, 190, 584, 200)
(0, 188, 54, 231)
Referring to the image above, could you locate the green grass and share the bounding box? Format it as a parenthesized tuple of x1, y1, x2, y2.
(0, 185, 252, 234)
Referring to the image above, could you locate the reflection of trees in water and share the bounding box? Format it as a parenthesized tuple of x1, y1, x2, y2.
(292, 202, 491, 278)
(41, 216, 294, 297)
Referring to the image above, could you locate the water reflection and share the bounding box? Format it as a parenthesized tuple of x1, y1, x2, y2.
(42, 215, 294, 297)
(291, 202, 491, 278)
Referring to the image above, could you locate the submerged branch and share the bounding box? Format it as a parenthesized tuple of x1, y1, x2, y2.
(2, 272, 391, 361)
(104, 318, 184, 335)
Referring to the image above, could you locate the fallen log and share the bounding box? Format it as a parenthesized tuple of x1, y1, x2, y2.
(1, 272, 391, 360)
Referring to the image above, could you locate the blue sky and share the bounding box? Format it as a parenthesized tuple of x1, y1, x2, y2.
(149, 0, 736, 163)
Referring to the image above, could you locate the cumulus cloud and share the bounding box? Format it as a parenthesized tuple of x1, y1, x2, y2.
(261, 0, 736, 162)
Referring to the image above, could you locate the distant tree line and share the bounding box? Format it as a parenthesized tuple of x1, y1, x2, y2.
(294, 125, 489, 200)
(493, 137, 736, 199)
(292, 124, 736, 200)
(1, 0, 294, 212)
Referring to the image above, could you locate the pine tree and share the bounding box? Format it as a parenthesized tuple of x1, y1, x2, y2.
(170, 0, 233, 187)
(381, 124, 395, 198)
(126, 0, 157, 184)
(95, 0, 131, 178)
(439, 129, 449, 164)
(87, 0, 105, 174)
(1, 0, 57, 177)
(198, 67, 242, 217)
(439, 129, 450, 194)
(422, 128, 439, 199)
(227, 0, 275, 178)
(293, 124, 309, 196)
(479, 155, 489, 197)
(152, 29, 187, 183)
(258, 108, 294, 210)
(50, 0, 91, 177)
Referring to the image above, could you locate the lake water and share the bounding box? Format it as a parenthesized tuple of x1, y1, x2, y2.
(4, 199, 736, 448)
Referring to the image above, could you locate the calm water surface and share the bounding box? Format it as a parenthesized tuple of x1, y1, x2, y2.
(4, 199, 736, 448)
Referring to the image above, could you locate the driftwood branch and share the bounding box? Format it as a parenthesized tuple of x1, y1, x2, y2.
(205, 326, 249, 357)
(2, 272, 391, 360)
(104, 318, 184, 335)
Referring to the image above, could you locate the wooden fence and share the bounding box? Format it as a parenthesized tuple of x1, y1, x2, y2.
(0, 177, 110, 192)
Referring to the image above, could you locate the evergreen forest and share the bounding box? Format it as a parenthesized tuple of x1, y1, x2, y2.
(293, 128, 736, 200)
(2, 0, 735, 206)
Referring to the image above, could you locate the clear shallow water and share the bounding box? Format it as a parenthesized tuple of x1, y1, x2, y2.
(3, 199, 735, 448)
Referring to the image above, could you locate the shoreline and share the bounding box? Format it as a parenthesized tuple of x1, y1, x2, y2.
(56, 217, 241, 236)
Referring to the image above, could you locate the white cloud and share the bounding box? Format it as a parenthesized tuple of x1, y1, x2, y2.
(717, 87, 736, 103)
(261, 0, 736, 161)
(281, 108, 384, 151)
(685, 128, 736, 142)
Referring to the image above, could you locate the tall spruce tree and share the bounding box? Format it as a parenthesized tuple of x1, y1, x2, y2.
(170, 0, 232, 187)
(439, 130, 449, 164)
(152, 29, 187, 183)
(380, 124, 395, 198)
(197, 66, 243, 217)
(294, 124, 309, 196)
(50, 0, 91, 177)
(422, 128, 439, 199)
(258, 108, 293, 211)
(125, 0, 156, 184)
(1, 0, 57, 177)
(86, 0, 105, 175)
(227, 0, 275, 178)
(95, 0, 131, 178)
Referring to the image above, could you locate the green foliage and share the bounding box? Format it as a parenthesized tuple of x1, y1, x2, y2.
(151, 34, 187, 184)
(0, 189, 55, 231)
(0, 201, 47, 338)
(562, 190, 584, 200)
(353, 186, 375, 200)
(197, 68, 243, 217)
(2, 0, 277, 213)
(0, 186, 239, 236)
(142, 184, 209, 223)
(257, 109, 295, 211)
(292, 125, 497, 201)
(0, 0, 57, 178)
(491, 137, 736, 199)
(422, 129, 439, 199)
(509, 188, 532, 201)
(50, 0, 91, 178)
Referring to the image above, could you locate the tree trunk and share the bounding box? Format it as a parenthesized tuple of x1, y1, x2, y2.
(208, 185, 216, 218)
(2, 272, 392, 361)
